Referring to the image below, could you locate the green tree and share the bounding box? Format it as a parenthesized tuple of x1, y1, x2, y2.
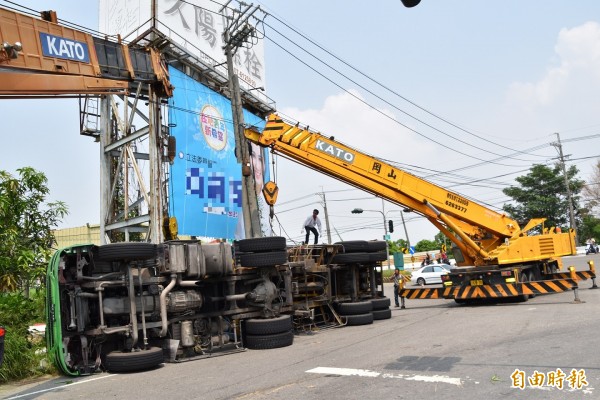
(581, 159, 600, 241)
(0, 167, 67, 293)
(578, 214, 600, 243)
(414, 239, 438, 252)
(388, 238, 408, 254)
(434, 231, 451, 247)
(502, 164, 584, 232)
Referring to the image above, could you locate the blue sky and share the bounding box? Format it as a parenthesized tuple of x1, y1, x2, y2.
(2, 0, 600, 245)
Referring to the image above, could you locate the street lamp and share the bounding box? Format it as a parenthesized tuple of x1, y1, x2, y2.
(351, 207, 391, 269)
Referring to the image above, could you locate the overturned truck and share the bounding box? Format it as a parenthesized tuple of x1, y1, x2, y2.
(46, 237, 391, 375)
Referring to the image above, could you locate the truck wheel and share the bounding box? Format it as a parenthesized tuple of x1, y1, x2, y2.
(372, 308, 392, 320)
(239, 250, 287, 267)
(244, 315, 292, 335)
(235, 237, 286, 252)
(518, 273, 530, 302)
(344, 312, 374, 326)
(98, 243, 156, 261)
(331, 252, 370, 264)
(245, 330, 294, 350)
(370, 297, 391, 310)
(368, 251, 388, 262)
(334, 241, 369, 253)
(104, 347, 164, 372)
(528, 270, 537, 298)
(366, 241, 387, 252)
(335, 301, 373, 315)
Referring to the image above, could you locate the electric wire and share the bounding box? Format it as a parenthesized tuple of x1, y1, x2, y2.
(260, 10, 548, 161)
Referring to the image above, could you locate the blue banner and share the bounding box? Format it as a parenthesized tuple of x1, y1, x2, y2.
(168, 67, 267, 239)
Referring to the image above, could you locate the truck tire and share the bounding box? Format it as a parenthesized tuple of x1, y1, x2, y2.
(528, 270, 537, 298)
(104, 347, 164, 372)
(334, 241, 369, 253)
(370, 297, 391, 310)
(98, 242, 156, 262)
(235, 237, 286, 253)
(366, 241, 387, 252)
(369, 251, 388, 262)
(335, 301, 373, 315)
(239, 250, 287, 267)
(245, 330, 294, 350)
(245, 315, 292, 335)
(372, 308, 392, 320)
(331, 252, 370, 264)
(518, 272, 530, 302)
(344, 312, 374, 326)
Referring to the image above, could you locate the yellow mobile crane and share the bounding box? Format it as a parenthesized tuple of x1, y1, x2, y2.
(245, 114, 596, 302)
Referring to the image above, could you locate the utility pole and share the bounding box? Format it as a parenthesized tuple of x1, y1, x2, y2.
(221, 1, 262, 238)
(551, 132, 578, 244)
(400, 211, 411, 253)
(318, 190, 332, 244)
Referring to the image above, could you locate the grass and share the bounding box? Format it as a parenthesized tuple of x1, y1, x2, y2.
(0, 290, 57, 384)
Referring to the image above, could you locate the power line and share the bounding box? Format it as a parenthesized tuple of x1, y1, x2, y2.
(259, 7, 549, 161)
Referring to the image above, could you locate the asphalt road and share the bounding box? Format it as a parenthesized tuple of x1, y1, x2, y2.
(3, 254, 599, 400)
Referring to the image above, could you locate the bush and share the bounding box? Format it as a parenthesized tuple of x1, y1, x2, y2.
(0, 291, 56, 383)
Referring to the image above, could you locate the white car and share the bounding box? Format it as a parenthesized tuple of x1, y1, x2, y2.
(410, 264, 451, 285)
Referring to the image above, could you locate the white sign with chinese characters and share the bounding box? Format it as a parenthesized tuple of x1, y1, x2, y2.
(98, 0, 266, 91)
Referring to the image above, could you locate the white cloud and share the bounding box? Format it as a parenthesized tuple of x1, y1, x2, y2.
(507, 21, 600, 107)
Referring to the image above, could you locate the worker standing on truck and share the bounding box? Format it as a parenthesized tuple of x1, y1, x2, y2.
(302, 209, 322, 244)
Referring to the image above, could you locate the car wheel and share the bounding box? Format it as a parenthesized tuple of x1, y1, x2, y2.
(417, 277, 425, 286)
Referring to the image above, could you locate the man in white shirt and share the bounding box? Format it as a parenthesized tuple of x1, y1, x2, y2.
(302, 209, 322, 245)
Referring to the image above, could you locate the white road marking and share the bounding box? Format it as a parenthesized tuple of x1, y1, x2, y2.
(306, 367, 462, 386)
(5, 374, 113, 399)
(307, 367, 380, 377)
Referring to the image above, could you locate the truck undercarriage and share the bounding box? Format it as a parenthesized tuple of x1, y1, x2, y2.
(46, 237, 391, 375)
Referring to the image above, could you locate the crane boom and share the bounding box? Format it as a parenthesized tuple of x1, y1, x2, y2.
(0, 7, 172, 97)
(245, 114, 577, 267)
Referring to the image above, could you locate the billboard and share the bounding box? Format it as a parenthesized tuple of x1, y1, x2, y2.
(98, 0, 265, 91)
(168, 67, 268, 239)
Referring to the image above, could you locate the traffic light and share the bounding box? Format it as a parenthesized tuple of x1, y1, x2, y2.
(388, 219, 394, 233)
